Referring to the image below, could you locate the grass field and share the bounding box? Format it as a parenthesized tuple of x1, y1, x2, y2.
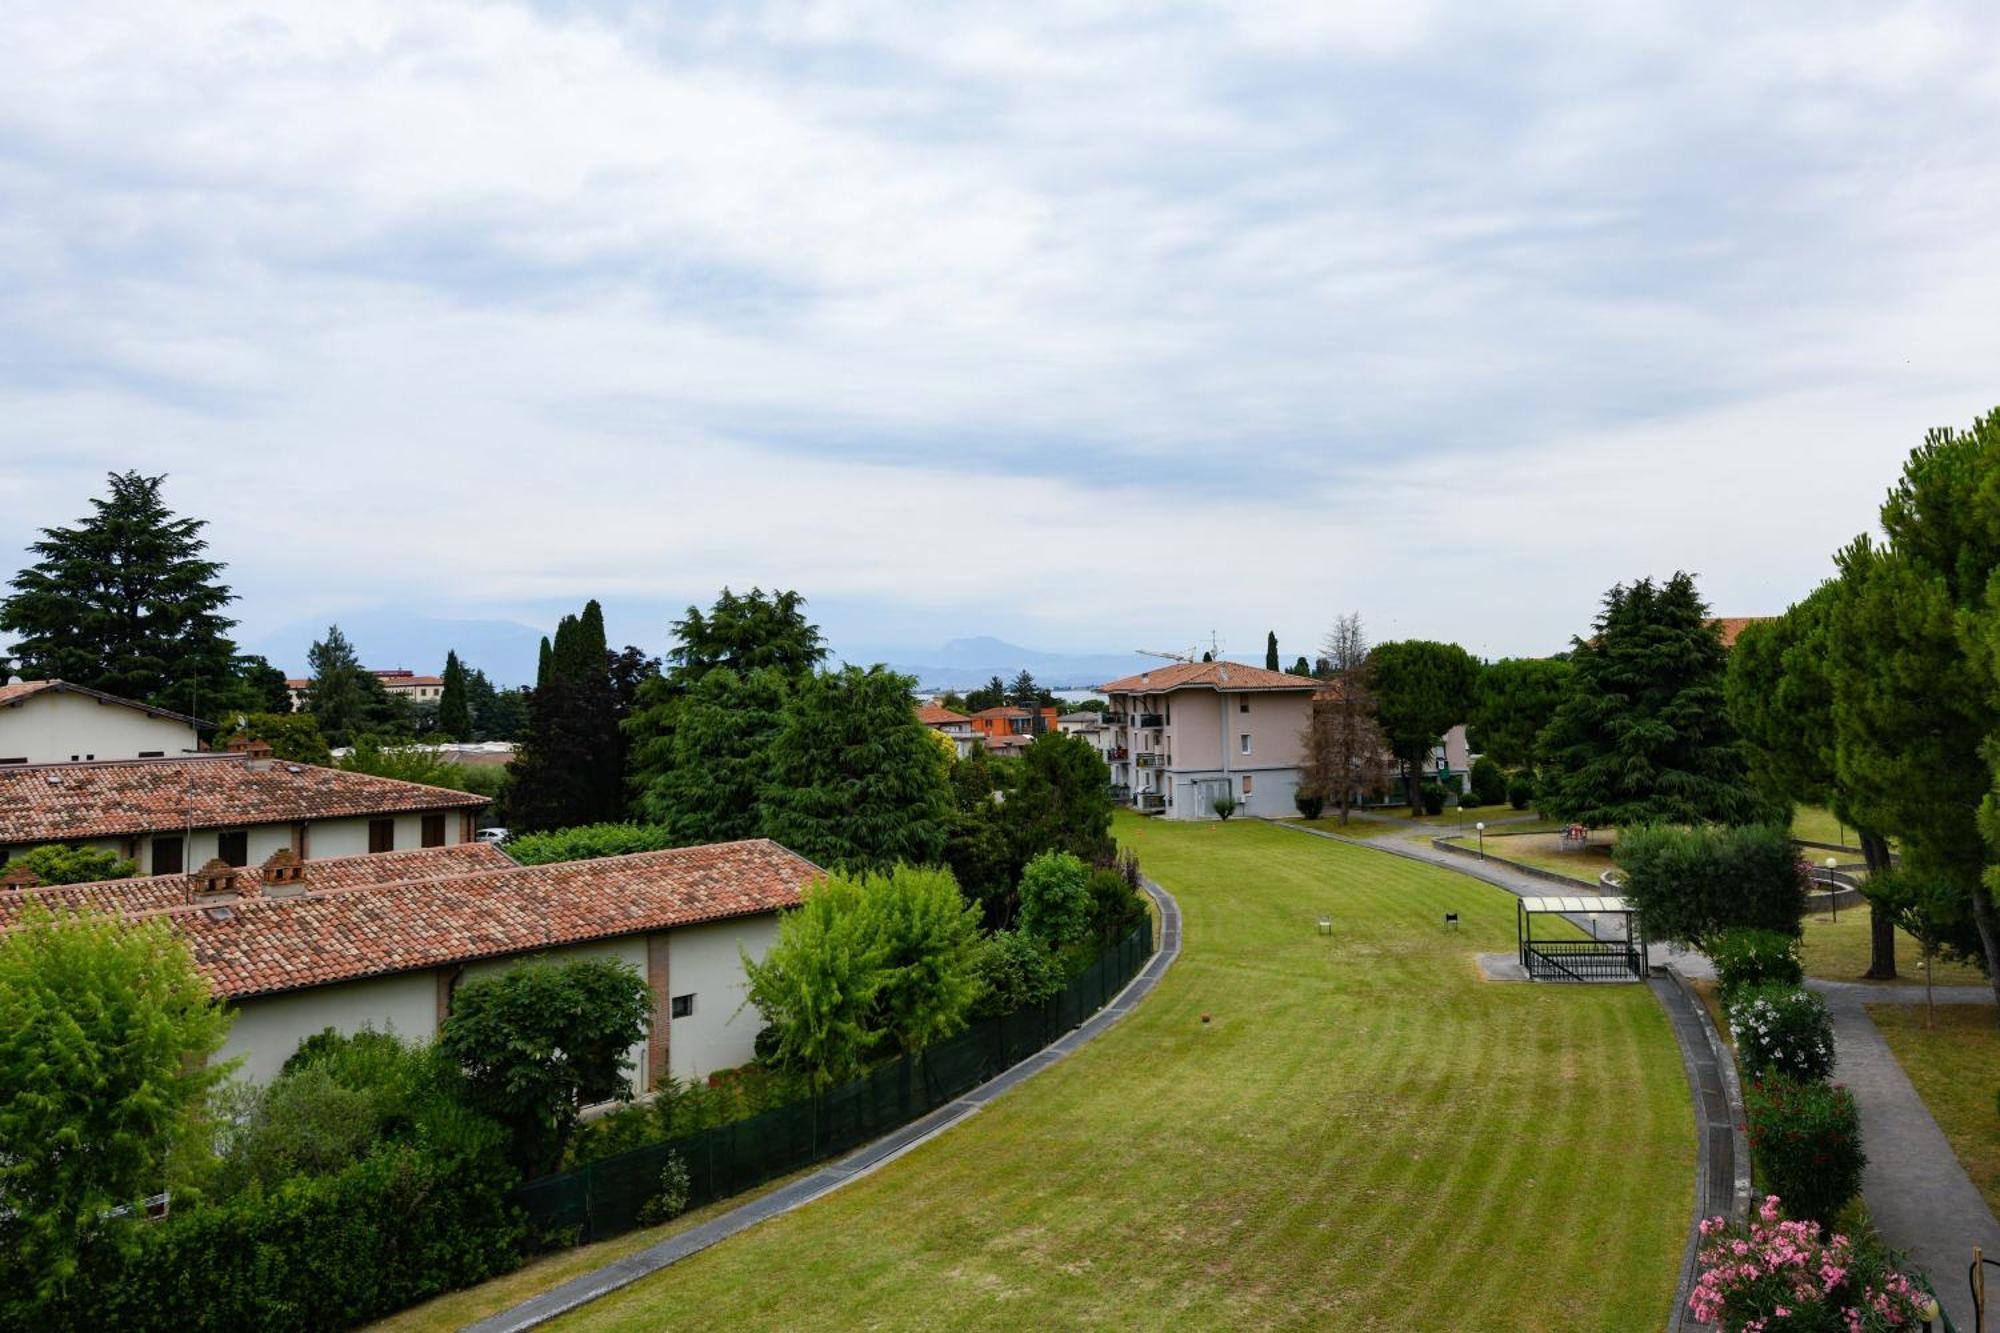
(1440, 830, 1614, 886)
(1797, 912, 1989, 987)
(539, 815, 1692, 1332)
(1869, 1004, 2000, 1219)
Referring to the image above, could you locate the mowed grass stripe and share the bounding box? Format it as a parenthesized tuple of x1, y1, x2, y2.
(547, 817, 1691, 1333)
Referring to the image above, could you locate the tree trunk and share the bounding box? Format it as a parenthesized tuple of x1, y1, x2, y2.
(1967, 880, 2000, 1024)
(1859, 830, 1897, 980)
(1406, 760, 1423, 817)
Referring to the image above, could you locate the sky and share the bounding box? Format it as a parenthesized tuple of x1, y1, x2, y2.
(3, 2, 1999, 673)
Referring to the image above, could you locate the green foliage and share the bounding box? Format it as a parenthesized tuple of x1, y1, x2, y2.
(0, 907, 234, 1298)
(635, 1153, 693, 1227)
(1294, 788, 1326, 819)
(1468, 755, 1508, 807)
(1368, 640, 1480, 813)
(1507, 773, 1534, 810)
(301, 626, 409, 748)
(212, 711, 333, 765)
(509, 600, 625, 832)
(1467, 657, 1572, 769)
(1708, 928, 1804, 1002)
(214, 1067, 380, 1196)
(1212, 792, 1239, 819)
(630, 666, 789, 843)
(503, 821, 683, 865)
(1008, 732, 1115, 863)
(1744, 1076, 1865, 1226)
(464, 667, 528, 741)
(10, 842, 137, 884)
(0, 470, 242, 721)
(1418, 781, 1446, 816)
(437, 650, 473, 740)
(742, 875, 886, 1091)
(968, 930, 1066, 1020)
(1290, 655, 1313, 677)
(666, 587, 827, 685)
(1085, 866, 1146, 944)
(1008, 669, 1048, 708)
(1018, 851, 1091, 946)
(1728, 983, 1836, 1084)
(1613, 823, 1808, 951)
(759, 666, 952, 874)
(438, 958, 653, 1176)
(1265, 632, 1279, 672)
(1537, 573, 1765, 828)
(41, 1141, 526, 1333)
(859, 865, 984, 1056)
(337, 735, 478, 792)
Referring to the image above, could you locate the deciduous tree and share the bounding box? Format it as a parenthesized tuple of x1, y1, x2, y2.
(1299, 613, 1390, 824)
(1368, 638, 1479, 815)
(631, 666, 790, 844)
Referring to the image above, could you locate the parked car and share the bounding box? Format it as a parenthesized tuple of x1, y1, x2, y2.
(474, 827, 510, 845)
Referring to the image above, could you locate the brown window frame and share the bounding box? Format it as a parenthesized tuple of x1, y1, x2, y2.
(217, 830, 249, 867)
(152, 835, 186, 876)
(421, 813, 446, 848)
(368, 818, 395, 854)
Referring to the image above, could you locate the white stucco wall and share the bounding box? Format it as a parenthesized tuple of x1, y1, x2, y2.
(665, 914, 780, 1082)
(0, 691, 198, 764)
(463, 935, 655, 1090)
(220, 970, 439, 1085)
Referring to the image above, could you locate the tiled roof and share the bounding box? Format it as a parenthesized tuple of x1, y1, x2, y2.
(0, 678, 211, 729)
(0, 754, 489, 845)
(174, 839, 819, 998)
(917, 703, 972, 725)
(1098, 660, 1320, 694)
(1711, 617, 1774, 648)
(0, 842, 513, 928)
(972, 705, 1033, 719)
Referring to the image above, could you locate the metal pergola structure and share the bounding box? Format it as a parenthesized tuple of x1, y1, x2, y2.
(1515, 894, 1647, 982)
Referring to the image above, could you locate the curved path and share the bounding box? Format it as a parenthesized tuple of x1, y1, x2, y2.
(467, 880, 1182, 1333)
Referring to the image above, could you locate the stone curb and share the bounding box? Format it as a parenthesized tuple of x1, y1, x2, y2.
(463, 880, 1183, 1332)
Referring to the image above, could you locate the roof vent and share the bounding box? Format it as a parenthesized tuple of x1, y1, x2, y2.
(191, 857, 241, 903)
(44, 774, 61, 785)
(261, 847, 308, 898)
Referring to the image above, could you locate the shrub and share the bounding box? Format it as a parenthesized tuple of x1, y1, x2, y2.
(1614, 822, 1808, 952)
(1419, 782, 1446, 816)
(634, 1153, 692, 1228)
(1085, 868, 1146, 943)
(1211, 793, 1238, 820)
(1689, 1195, 1925, 1327)
(9, 842, 138, 884)
(969, 930, 1066, 1020)
(1468, 756, 1508, 807)
(505, 823, 683, 866)
(1728, 983, 1835, 1083)
(1742, 1078, 1867, 1228)
(1018, 851, 1091, 946)
(1507, 774, 1534, 810)
(1709, 928, 1804, 1002)
(1293, 788, 1326, 820)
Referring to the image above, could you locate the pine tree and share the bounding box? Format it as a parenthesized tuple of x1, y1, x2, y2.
(1265, 632, 1279, 672)
(1538, 574, 1762, 828)
(1368, 638, 1480, 815)
(633, 667, 789, 843)
(760, 666, 952, 872)
(1290, 656, 1313, 677)
(302, 625, 406, 748)
(0, 471, 240, 718)
(1007, 669, 1041, 709)
(437, 650, 473, 740)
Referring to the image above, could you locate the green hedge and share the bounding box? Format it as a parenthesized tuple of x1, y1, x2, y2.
(1744, 1076, 1865, 1227)
(505, 822, 685, 866)
(24, 1145, 524, 1332)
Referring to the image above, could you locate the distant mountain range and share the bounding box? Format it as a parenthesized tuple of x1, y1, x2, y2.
(841, 637, 1156, 691)
(253, 618, 1157, 694)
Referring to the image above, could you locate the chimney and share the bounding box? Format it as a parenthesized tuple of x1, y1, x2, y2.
(260, 847, 308, 899)
(1, 862, 38, 891)
(191, 857, 241, 903)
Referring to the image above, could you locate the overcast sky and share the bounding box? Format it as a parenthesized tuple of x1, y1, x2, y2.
(4, 2, 1998, 668)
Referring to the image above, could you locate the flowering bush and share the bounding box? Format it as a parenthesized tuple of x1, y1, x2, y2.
(1711, 927, 1805, 1002)
(1744, 1077, 1865, 1226)
(1688, 1196, 1933, 1331)
(1729, 983, 1835, 1083)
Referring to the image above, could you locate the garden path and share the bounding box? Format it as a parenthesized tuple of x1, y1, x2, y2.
(1813, 980, 1999, 1331)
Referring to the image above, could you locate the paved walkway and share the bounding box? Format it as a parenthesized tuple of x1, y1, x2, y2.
(1811, 979, 1998, 1331)
(466, 879, 1183, 1333)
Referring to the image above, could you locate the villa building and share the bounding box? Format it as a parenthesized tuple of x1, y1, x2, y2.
(286, 668, 447, 712)
(918, 702, 979, 758)
(0, 679, 210, 765)
(1097, 661, 1318, 819)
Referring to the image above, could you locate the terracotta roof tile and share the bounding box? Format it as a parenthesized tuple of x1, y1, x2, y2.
(917, 703, 972, 725)
(1097, 660, 1319, 694)
(0, 754, 488, 844)
(1711, 617, 1773, 648)
(170, 839, 819, 998)
(0, 842, 513, 928)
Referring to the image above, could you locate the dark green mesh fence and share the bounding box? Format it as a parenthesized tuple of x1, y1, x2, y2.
(513, 920, 1155, 1245)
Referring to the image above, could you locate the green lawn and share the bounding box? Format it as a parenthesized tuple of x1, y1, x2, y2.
(1869, 1004, 2000, 1219)
(1798, 911, 1989, 987)
(1791, 806, 1857, 848)
(1441, 831, 1615, 887)
(543, 815, 1692, 1332)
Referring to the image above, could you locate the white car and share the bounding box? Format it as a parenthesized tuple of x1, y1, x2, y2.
(474, 827, 510, 845)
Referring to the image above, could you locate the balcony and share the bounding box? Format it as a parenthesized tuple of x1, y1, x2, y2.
(1135, 752, 1170, 769)
(1103, 711, 1129, 726)
(1106, 747, 1130, 762)
(1138, 713, 1165, 730)
(1135, 791, 1166, 812)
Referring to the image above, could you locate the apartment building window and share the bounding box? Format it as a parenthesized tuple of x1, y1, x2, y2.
(152, 836, 185, 876)
(368, 818, 395, 854)
(1239, 698, 1250, 714)
(217, 830, 249, 867)
(138, 750, 165, 758)
(421, 813, 446, 848)
(1240, 733, 1252, 755)
(671, 994, 695, 1019)
(1242, 774, 1255, 796)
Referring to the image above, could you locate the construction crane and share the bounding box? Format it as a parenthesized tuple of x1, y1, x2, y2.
(1135, 630, 1221, 665)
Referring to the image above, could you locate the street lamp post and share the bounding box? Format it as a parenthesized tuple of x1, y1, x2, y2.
(1826, 857, 1839, 922)
(1475, 821, 1485, 859)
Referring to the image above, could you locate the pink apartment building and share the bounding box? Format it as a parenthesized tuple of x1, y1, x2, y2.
(1097, 660, 1319, 819)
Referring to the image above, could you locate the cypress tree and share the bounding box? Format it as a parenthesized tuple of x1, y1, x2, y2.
(1265, 632, 1279, 672)
(437, 650, 473, 740)
(535, 636, 553, 689)
(509, 600, 623, 831)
